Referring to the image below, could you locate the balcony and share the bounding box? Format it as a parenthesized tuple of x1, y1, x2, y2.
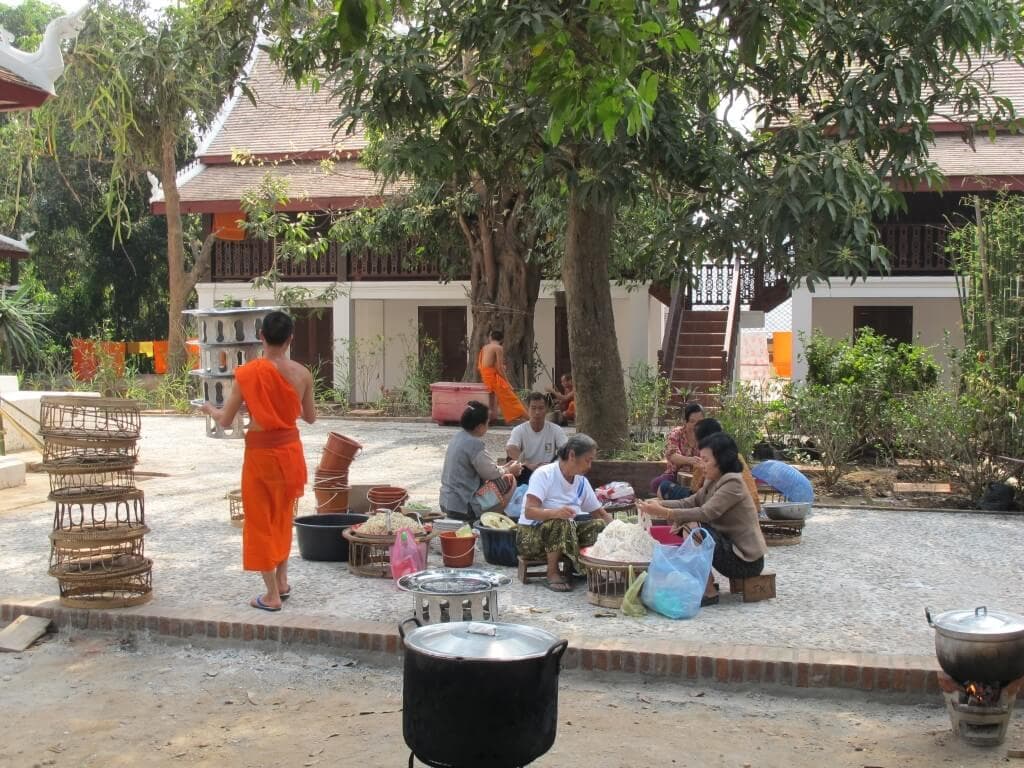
(209, 239, 457, 282)
(878, 222, 952, 274)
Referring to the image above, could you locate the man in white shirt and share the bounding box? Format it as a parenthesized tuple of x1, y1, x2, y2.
(506, 392, 568, 485)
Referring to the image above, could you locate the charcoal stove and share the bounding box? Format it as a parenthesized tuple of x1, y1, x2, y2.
(938, 671, 1024, 746)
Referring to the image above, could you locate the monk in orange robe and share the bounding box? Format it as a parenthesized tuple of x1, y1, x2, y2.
(201, 311, 316, 612)
(478, 329, 528, 424)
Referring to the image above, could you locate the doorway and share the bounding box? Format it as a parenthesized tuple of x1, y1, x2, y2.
(290, 308, 335, 392)
(418, 306, 468, 381)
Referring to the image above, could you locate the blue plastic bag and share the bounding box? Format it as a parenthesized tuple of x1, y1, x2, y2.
(641, 527, 715, 619)
(506, 485, 529, 520)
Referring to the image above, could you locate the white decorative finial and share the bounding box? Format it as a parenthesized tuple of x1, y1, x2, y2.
(0, 6, 88, 95)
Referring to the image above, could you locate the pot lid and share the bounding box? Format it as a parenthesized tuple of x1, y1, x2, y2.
(397, 568, 513, 595)
(929, 606, 1024, 641)
(402, 621, 562, 661)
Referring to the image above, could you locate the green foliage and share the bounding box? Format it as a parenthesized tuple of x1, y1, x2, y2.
(713, 381, 789, 460)
(892, 372, 1024, 504)
(949, 194, 1024, 393)
(400, 335, 442, 416)
(804, 329, 939, 460)
(787, 383, 860, 490)
(625, 362, 672, 444)
(0, 285, 52, 372)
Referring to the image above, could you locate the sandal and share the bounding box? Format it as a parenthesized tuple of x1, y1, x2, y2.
(279, 586, 292, 601)
(250, 595, 282, 612)
(545, 579, 573, 593)
(700, 593, 720, 607)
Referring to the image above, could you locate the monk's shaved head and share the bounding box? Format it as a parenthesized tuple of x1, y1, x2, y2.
(261, 311, 294, 346)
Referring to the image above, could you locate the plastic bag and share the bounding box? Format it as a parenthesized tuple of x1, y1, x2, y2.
(596, 481, 635, 503)
(621, 565, 648, 618)
(641, 527, 715, 619)
(506, 485, 529, 520)
(390, 530, 425, 580)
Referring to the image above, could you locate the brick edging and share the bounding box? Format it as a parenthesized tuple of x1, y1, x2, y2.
(1, 600, 940, 699)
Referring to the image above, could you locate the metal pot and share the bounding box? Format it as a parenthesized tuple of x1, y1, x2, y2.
(926, 606, 1024, 683)
(399, 618, 568, 768)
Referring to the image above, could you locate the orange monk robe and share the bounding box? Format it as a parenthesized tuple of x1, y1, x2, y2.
(477, 349, 527, 423)
(235, 359, 307, 572)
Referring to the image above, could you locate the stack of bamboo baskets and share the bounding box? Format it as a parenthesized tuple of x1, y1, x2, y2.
(40, 396, 151, 608)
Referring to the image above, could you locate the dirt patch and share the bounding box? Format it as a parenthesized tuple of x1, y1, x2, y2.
(0, 632, 1020, 768)
(806, 464, 977, 510)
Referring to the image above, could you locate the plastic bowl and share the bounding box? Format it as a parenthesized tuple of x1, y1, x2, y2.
(473, 521, 519, 567)
(294, 513, 368, 561)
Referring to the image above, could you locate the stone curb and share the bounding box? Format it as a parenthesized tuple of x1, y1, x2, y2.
(816, 503, 1019, 516)
(1, 599, 941, 700)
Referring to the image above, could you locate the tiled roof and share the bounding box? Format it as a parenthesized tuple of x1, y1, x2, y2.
(0, 66, 49, 111)
(200, 49, 365, 160)
(163, 159, 410, 213)
(928, 132, 1024, 177)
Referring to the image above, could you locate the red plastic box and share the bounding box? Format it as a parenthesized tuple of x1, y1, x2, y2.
(430, 382, 498, 425)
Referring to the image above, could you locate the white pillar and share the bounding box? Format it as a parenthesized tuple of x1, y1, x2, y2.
(626, 287, 651, 367)
(790, 284, 814, 382)
(332, 287, 352, 398)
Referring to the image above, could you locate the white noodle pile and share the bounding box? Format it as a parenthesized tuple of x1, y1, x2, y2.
(587, 519, 654, 562)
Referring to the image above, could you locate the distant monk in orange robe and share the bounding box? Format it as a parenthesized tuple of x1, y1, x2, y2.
(478, 329, 528, 424)
(201, 311, 316, 612)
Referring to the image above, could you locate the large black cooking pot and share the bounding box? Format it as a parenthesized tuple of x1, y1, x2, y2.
(926, 605, 1024, 683)
(399, 618, 568, 768)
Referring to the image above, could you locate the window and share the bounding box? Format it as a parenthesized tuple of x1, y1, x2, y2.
(852, 306, 913, 344)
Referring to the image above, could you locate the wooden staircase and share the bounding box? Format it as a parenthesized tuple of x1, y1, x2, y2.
(669, 309, 729, 407)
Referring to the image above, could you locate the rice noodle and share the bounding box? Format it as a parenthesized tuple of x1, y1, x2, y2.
(587, 519, 654, 562)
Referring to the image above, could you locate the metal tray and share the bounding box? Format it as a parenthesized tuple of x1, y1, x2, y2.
(397, 568, 513, 595)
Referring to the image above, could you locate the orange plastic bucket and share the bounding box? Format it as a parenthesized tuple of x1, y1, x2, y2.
(439, 531, 477, 568)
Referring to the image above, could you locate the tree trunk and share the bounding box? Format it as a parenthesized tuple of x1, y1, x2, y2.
(459, 183, 542, 389)
(563, 191, 629, 453)
(162, 132, 190, 371)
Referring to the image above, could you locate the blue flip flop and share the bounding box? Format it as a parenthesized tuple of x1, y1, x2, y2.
(279, 587, 292, 601)
(251, 595, 282, 612)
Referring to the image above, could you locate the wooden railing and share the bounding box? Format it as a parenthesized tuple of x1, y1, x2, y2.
(211, 239, 342, 281)
(720, 255, 743, 389)
(658, 272, 689, 377)
(878, 222, 951, 273)
(346, 245, 444, 280)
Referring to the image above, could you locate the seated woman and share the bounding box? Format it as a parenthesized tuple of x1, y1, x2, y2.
(649, 402, 704, 497)
(439, 400, 522, 521)
(546, 373, 576, 426)
(637, 432, 766, 606)
(657, 418, 761, 510)
(517, 433, 611, 592)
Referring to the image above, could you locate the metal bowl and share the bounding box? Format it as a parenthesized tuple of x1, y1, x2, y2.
(763, 502, 811, 521)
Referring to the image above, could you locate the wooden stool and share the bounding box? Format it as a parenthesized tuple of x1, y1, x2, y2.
(517, 556, 569, 584)
(728, 572, 776, 603)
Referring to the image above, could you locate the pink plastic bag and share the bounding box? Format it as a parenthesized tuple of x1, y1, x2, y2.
(390, 530, 425, 580)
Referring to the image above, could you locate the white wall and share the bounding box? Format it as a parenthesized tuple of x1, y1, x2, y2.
(791, 277, 962, 382)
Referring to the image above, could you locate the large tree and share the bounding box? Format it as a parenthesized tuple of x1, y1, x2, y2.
(40, 0, 258, 367)
(258, 0, 1020, 450)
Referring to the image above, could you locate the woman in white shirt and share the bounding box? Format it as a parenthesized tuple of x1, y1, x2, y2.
(517, 434, 611, 592)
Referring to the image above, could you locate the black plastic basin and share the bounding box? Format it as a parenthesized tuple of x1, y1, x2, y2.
(294, 513, 368, 562)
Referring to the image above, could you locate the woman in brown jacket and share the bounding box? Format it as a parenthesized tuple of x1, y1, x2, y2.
(637, 432, 767, 606)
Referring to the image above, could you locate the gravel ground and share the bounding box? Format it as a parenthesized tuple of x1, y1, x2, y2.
(7, 632, 1015, 768)
(2, 415, 1023, 656)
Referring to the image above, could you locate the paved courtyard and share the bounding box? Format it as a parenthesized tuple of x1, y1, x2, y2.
(2, 416, 1022, 658)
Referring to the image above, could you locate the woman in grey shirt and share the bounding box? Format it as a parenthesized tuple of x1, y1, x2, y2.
(439, 401, 522, 520)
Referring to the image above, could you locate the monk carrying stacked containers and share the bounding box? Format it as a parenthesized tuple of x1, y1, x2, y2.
(477, 329, 528, 424)
(202, 311, 317, 612)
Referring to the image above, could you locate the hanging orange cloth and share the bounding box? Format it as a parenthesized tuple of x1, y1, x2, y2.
(477, 349, 527, 423)
(235, 359, 307, 572)
(212, 211, 246, 241)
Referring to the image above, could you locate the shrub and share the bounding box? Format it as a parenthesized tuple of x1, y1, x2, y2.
(713, 380, 790, 460)
(804, 329, 939, 460)
(625, 362, 672, 444)
(787, 383, 859, 489)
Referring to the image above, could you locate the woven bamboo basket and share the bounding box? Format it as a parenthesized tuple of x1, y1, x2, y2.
(342, 527, 437, 578)
(578, 550, 650, 609)
(47, 466, 137, 502)
(49, 525, 149, 572)
(39, 396, 142, 440)
(41, 435, 139, 471)
(52, 488, 146, 531)
(226, 489, 297, 528)
(760, 519, 803, 547)
(52, 555, 153, 608)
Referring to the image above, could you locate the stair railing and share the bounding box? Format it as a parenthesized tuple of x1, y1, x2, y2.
(659, 271, 690, 378)
(720, 255, 743, 392)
